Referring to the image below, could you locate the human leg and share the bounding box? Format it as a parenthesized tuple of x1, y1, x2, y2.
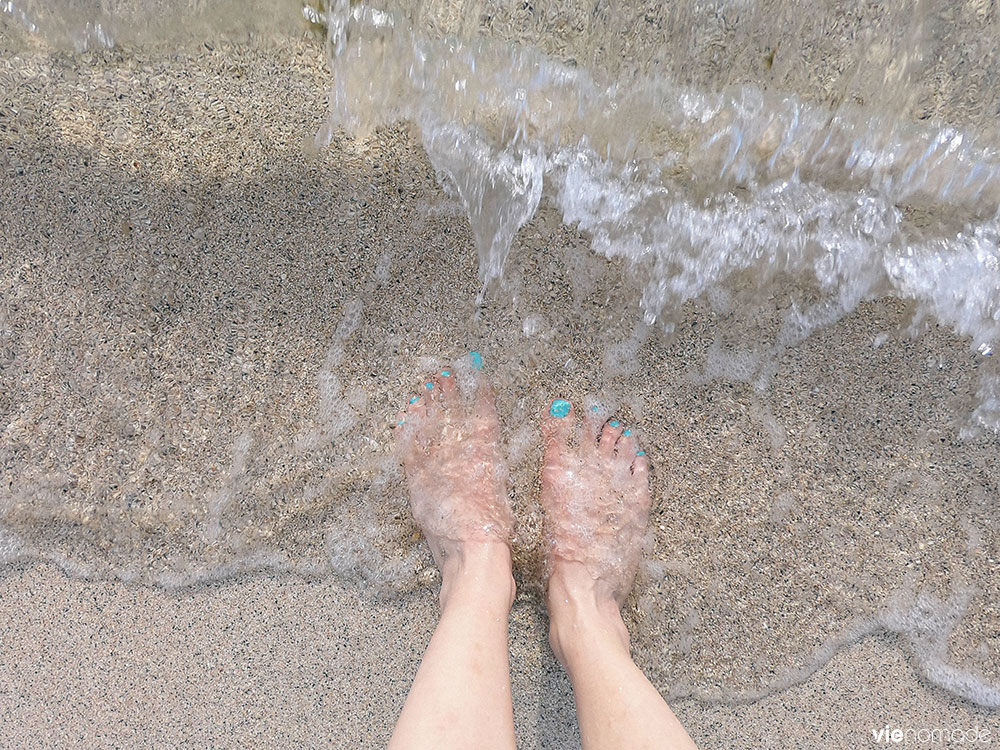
(389, 369, 517, 750)
(541, 400, 698, 750)
(389, 541, 516, 750)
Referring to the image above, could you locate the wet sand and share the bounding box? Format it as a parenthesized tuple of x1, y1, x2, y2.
(1, 37, 998, 748)
(1, 562, 994, 748)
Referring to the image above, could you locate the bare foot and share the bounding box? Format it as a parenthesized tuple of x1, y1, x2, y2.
(394, 363, 514, 578)
(540, 400, 651, 608)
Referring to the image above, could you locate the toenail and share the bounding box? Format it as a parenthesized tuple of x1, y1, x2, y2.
(441, 370, 451, 377)
(550, 399, 571, 418)
(397, 420, 405, 425)
(623, 428, 632, 436)
(470, 351, 484, 370)
(609, 420, 620, 427)
(425, 382, 434, 389)
(636, 450, 645, 456)
(591, 406, 599, 412)
(409, 396, 420, 404)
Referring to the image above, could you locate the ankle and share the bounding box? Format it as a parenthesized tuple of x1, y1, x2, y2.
(546, 561, 630, 666)
(439, 541, 516, 612)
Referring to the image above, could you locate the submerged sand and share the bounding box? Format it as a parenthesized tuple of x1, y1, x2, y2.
(1, 37, 998, 748)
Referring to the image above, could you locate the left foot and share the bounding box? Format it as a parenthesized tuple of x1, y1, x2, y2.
(394, 365, 515, 594)
(540, 400, 651, 608)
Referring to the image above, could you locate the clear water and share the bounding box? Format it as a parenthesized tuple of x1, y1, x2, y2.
(2, 0, 999, 708)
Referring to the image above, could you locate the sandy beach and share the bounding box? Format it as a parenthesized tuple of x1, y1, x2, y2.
(1, 34, 998, 748)
(1, 562, 994, 748)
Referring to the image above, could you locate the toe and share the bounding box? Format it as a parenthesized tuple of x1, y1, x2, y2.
(615, 427, 637, 457)
(419, 377, 447, 420)
(599, 420, 624, 458)
(542, 399, 574, 463)
(392, 409, 410, 448)
(430, 369, 458, 411)
(422, 376, 440, 400)
(631, 448, 649, 483)
(438, 368, 457, 396)
(405, 390, 428, 418)
(395, 396, 425, 451)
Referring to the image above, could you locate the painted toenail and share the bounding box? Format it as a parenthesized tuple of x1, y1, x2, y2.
(609, 420, 620, 427)
(397, 420, 405, 425)
(550, 399, 571, 418)
(623, 429, 632, 436)
(470, 351, 483, 370)
(425, 382, 434, 389)
(591, 406, 599, 412)
(409, 396, 420, 404)
(441, 370, 451, 377)
(636, 450, 645, 456)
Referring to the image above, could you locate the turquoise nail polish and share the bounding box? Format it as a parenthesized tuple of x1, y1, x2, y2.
(425, 382, 434, 389)
(397, 420, 405, 425)
(591, 406, 599, 412)
(609, 420, 620, 427)
(550, 399, 571, 418)
(470, 351, 483, 370)
(636, 450, 645, 456)
(441, 370, 451, 377)
(409, 396, 419, 404)
(623, 429, 632, 436)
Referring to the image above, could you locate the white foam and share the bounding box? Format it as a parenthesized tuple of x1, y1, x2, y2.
(505, 423, 536, 468)
(374, 250, 392, 283)
(769, 491, 798, 522)
(581, 397, 615, 424)
(960, 517, 983, 553)
(0, 527, 26, 564)
(963, 369, 1000, 439)
(324, 3, 1000, 423)
(603, 321, 651, 377)
(334, 297, 364, 340)
(420, 118, 545, 288)
(749, 398, 787, 451)
(881, 586, 1000, 708)
(521, 314, 546, 337)
(671, 583, 1000, 709)
(688, 341, 763, 386)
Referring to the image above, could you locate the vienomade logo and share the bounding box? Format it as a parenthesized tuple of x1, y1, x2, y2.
(872, 724, 992, 744)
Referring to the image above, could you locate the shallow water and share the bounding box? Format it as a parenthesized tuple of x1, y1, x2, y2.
(1, 0, 999, 709)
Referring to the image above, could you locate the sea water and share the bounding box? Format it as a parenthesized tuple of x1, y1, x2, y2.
(1, 0, 998, 708)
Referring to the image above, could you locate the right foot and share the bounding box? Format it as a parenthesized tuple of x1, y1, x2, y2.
(394, 363, 515, 606)
(540, 400, 651, 609)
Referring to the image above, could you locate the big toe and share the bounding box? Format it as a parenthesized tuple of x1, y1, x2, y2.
(542, 398, 575, 463)
(432, 368, 459, 410)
